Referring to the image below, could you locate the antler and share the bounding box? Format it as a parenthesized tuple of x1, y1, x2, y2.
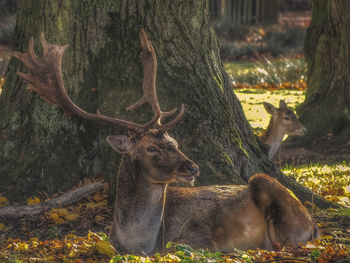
(127, 29, 184, 130)
(13, 30, 184, 133)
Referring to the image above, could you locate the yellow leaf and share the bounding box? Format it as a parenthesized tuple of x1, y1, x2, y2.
(258, 28, 266, 36)
(86, 201, 98, 209)
(345, 184, 350, 193)
(50, 212, 65, 224)
(95, 215, 104, 222)
(163, 254, 181, 262)
(325, 195, 340, 202)
(0, 223, 4, 231)
(322, 235, 334, 240)
(68, 248, 76, 258)
(51, 208, 78, 221)
(88, 231, 98, 242)
(0, 196, 8, 207)
(14, 242, 28, 252)
(95, 239, 117, 257)
(287, 189, 300, 201)
(65, 213, 79, 221)
(51, 208, 69, 217)
(92, 192, 107, 202)
(27, 196, 40, 205)
(86, 200, 107, 209)
(29, 237, 39, 248)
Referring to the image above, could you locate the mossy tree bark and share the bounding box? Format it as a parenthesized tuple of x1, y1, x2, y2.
(0, 0, 331, 208)
(295, 0, 350, 146)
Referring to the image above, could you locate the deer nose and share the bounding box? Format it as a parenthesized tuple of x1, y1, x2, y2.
(184, 161, 199, 175)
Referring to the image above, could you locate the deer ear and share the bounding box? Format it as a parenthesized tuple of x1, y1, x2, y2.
(263, 102, 277, 115)
(106, 135, 135, 153)
(279, 100, 288, 109)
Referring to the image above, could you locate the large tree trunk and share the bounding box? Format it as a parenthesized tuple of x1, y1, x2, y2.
(295, 0, 350, 146)
(0, 0, 331, 208)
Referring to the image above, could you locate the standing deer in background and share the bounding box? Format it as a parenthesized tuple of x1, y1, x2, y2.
(259, 100, 307, 159)
(14, 30, 317, 255)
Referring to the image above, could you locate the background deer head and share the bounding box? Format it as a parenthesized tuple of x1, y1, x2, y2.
(263, 100, 307, 136)
(260, 100, 306, 159)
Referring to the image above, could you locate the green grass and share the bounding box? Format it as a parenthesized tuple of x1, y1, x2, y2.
(224, 57, 307, 85)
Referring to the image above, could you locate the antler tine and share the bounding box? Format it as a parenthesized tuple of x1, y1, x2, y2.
(157, 104, 185, 131)
(126, 29, 159, 114)
(40, 32, 49, 57)
(13, 33, 159, 134)
(127, 29, 184, 130)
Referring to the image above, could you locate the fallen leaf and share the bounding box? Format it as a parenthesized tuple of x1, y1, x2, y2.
(95, 239, 117, 257)
(0, 196, 8, 207)
(65, 213, 79, 221)
(95, 215, 104, 222)
(51, 208, 79, 221)
(86, 200, 107, 209)
(27, 196, 41, 205)
(92, 192, 107, 202)
(50, 212, 65, 224)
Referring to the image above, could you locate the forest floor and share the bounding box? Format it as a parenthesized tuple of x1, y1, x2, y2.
(0, 11, 349, 263)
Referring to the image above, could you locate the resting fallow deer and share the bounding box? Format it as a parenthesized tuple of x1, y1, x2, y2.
(14, 30, 317, 255)
(259, 100, 307, 159)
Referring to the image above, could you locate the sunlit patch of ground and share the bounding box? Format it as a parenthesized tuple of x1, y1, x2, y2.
(235, 88, 304, 129)
(283, 163, 350, 208)
(224, 58, 306, 131)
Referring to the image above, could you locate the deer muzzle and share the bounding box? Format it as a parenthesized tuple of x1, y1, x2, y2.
(177, 160, 199, 183)
(297, 126, 307, 135)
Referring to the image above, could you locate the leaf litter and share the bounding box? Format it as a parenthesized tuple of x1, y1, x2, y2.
(0, 171, 348, 262)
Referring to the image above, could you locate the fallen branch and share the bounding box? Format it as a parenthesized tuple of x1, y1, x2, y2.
(0, 182, 104, 218)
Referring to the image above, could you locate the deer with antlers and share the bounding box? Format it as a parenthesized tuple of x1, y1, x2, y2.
(14, 30, 318, 254)
(259, 101, 307, 159)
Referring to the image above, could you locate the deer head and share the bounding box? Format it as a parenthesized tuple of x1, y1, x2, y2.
(263, 100, 306, 136)
(106, 130, 198, 184)
(13, 30, 199, 184)
(260, 100, 306, 159)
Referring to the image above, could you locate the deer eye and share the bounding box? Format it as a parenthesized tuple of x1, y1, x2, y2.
(284, 117, 291, 121)
(147, 146, 159, 153)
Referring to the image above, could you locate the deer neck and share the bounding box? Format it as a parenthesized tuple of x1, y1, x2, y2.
(113, 154, 166, 254)
(260, 118, 285, 159)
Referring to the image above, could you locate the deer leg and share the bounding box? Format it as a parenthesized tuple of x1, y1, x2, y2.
(249, 174, 315, 245)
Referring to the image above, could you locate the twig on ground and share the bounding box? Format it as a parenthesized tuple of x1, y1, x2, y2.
(0, 182, 104, 218)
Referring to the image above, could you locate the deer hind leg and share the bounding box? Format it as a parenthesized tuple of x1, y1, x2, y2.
(249, 173, 317, 246)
